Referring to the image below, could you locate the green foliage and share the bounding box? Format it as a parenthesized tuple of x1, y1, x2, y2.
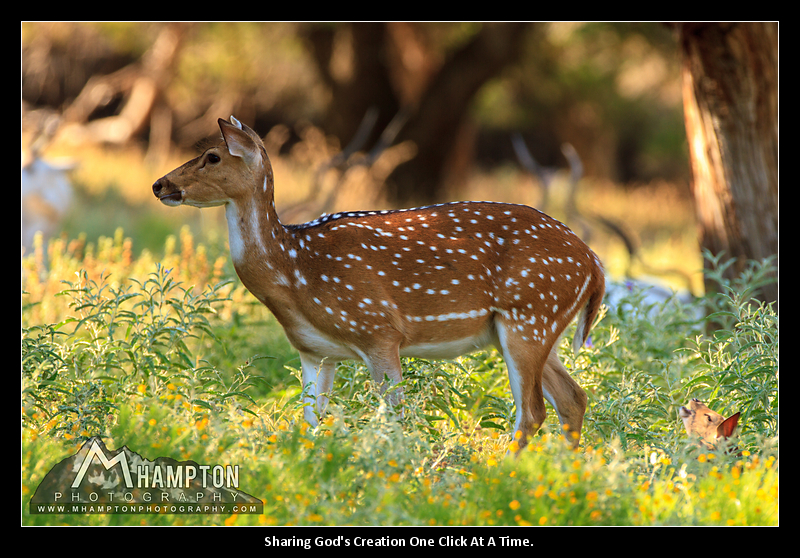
(577, 252, 777, 462)
(22, 263, 240, 439)
(21, 235, 778, 526)
(681, 253, 779, 446)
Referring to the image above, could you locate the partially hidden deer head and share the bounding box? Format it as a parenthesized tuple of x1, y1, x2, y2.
(679, 398, 740, 450)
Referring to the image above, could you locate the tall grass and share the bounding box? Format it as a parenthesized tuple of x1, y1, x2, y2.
(21, 232, 778, 526)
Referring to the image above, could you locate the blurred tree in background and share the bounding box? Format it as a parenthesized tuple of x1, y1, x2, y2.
(21, 22, 777, 304)
(305, 22, 530, 204)
(21, 22, 688, 199)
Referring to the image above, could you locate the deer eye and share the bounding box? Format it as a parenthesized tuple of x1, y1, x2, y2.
(207, 153, 221, 164)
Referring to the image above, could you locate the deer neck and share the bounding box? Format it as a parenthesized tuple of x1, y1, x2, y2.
(223, 181, 295, 311)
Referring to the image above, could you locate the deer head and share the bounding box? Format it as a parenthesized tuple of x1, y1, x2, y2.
(679, 398, 740, 450)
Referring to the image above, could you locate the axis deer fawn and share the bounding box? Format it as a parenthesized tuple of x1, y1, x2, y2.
(152, 117, 605, 451)
(679, 398, 740, 450)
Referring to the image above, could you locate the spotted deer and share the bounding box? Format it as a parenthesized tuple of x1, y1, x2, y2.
(679, 398, 740, 451)
(152, 117, 605, 451)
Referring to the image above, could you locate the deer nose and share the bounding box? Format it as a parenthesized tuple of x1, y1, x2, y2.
(152, 178, 184, 206)
(152, 178, 165, 197)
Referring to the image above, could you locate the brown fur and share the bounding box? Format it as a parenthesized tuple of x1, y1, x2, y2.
(153, 117, 605, 452)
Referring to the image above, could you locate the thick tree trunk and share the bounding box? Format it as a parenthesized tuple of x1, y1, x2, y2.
(304, 23, 530, 207)
(678, 22, 778, 304)
(390, 23, 528, 205)
(305, 23, 399, 150)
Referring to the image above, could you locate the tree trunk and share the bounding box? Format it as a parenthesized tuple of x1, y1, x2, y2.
(304, 23, 530, 207)
(390, 23, 529, 205)
(304, 23, 399, 149)
(678, 22, 778, 304)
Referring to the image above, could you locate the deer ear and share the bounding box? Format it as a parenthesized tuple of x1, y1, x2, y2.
(219, 118, 262, 165)
(717, 412, 740, 440)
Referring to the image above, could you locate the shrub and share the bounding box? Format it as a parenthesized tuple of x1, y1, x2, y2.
(21, 233, 778, 526)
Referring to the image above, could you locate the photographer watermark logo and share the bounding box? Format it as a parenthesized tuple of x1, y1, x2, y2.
(30, 437, 263, 515)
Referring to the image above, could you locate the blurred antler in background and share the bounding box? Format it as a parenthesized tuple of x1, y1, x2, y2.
(280, 108, 414, 224)
(512, 133, 695, 294)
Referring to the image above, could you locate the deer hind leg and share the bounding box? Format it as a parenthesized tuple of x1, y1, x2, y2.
(300, 352, 337, 425)
(495, 321, 549, 452)
(542, 347, 587, 447)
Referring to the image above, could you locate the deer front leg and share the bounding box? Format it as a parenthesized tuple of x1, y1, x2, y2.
(300, 352, 336, 425)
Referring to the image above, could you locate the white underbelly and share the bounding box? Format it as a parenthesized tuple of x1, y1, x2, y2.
(286, 318, 359, 360)
(286, 315, 495, 362)
(400, 326, 495, 359)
